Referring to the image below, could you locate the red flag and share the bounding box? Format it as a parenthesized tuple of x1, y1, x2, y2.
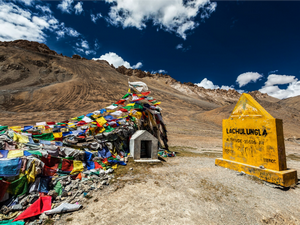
(94, 162, 103, 169)
(141, 91, 151, 96)
(77, 121, 87, 126)
(132, 97, 145, 102)
(61, 159, 74, 172)
(119, 108, 128, 112)
(0, 179, 10, 201)
(115, 99, 126, 105)
(13, 196, 52, 221)
(43, 166, 57, 176)
(42, 155, 60, 169)
(76, 173, 82, 180)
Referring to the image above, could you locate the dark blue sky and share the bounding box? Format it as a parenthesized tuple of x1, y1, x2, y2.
(1, 0, 300, 99)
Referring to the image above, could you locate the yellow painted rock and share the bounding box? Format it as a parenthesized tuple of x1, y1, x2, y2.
(215, 93, 297, 187)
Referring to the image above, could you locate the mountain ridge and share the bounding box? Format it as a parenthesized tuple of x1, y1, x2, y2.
(0, 40, 299, 139)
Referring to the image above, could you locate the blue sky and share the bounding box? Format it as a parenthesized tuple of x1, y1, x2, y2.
(1, 0, 300, 99)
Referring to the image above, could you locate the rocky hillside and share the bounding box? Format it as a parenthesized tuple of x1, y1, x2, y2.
(0, 40, 299, 138)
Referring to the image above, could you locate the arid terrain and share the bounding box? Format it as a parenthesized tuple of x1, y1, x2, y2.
(1, 40, 300, 224)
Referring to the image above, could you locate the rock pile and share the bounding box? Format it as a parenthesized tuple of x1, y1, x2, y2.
(0, 82, 171, 224)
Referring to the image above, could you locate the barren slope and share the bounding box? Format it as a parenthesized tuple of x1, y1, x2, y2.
(278, 95, 300, 111)
(1, 40, 300, 140)
(0, 40, 220, 127)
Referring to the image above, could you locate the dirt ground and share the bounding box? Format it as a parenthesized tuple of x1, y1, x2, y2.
(53, 135, 300, 225)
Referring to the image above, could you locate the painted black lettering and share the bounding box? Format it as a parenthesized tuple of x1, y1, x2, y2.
(227, 128, 268, 136)
(262, 129, 268, 137)
(263, 158, 276, 163)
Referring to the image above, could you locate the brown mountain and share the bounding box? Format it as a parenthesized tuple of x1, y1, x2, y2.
(0, 40, 300, 144)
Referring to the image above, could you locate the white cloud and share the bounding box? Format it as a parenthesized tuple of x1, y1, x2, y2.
(74, 2, 83, 15)
(268, 69, 278, 75)
(81, 40, 89, 49)
(57, 0, 73, 14)
(176, 44, 183, 49)
(85, 50, 96, 55)
(57, 0, 83, 15)
(93, 52, 143, 69)
(195, 78, 219, 89)
(75, 48, 96, 56)
(236, 89, 245, 94)
(195, 78, 235, 91)
(91, 13, 102, 23)
(264, 74, 296, 87)
(74, 39, 97, 56)
(94, 39, 100, 50)
(67, 28, 80, 37)
(158, 69, 167, 73)
(236, 72, 262, 88)
(0, 1, 80, 42)
(105, 0, 217, 39)
(18, 0, 34, 6)
(56, 24, 80, 39)
(0, 1, 48, 42)
(220, 85, 234, 91)
(259, 74, 300, 99)
(175, 43, 190, 51)
(151, 69, 167, 74)
(132, 62, 143, 69)
(36, 5, 52, 13)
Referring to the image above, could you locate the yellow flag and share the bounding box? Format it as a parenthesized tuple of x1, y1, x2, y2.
(98, 127, 105, 133)
(60, 128, 69, 133)
(43, 128, 53, 133)
(133, 111, 142, 120)
(70, 160, 84, 175)
(96, 117, 107, 126)
(13, 133, 29, 143)
(26, 161, 36, 183)
(10, 126, 22, 132)
(7, 150, 24, 159)
(53, 132, 63, 138)
(112, 164, 118, 169)
(68, 123, 77, 128)
(91, 115, 100, 119)
(89, 127, 97, 134)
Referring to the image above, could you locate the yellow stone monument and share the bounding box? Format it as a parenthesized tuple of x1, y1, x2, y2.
(215, 93, 297, 187)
